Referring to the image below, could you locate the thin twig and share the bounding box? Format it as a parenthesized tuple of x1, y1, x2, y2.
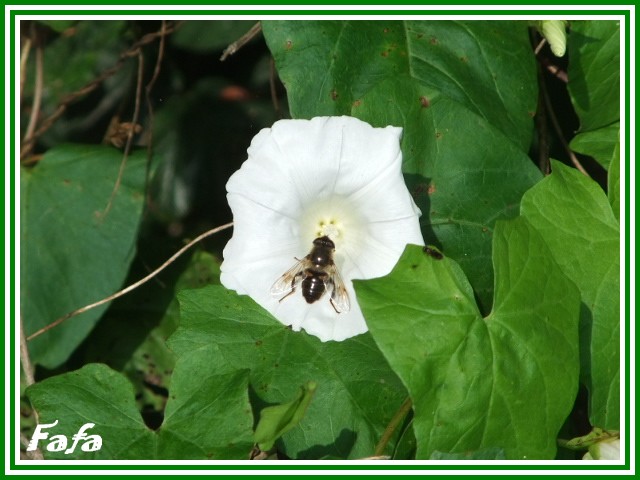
(22, 45, 43, 144)
(540, 59, 568, 83)
(539, 71, 590, 176)
(19, 314, 36, 386)
(20, 315, 43, 459)
(26, 222, 234, 342)
(146, 20, 166, 97)
(101, 49, 144, 218)
(534, 35, 568, 83)
(143, 20, 168, 185)
(220, 22, 262, 61)
(20, 37, 32, 102)
(20, 22, 180, 161)
(20, 433, 43, 460)
(374, 397, 413, 457)
(534, 37, 547, 55)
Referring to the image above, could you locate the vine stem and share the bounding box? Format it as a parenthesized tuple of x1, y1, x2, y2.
(26, 222, 233, 342)
(19, 36, 32, 102)
(20, 22, 180, 161)
(101, 50, 144, 218)
(374, 397, 413, 457)
(20, 314, 36, 386)
(220, 22, 262, 61)
(539, 75, 590, 176)
(22, 45, 43, 145)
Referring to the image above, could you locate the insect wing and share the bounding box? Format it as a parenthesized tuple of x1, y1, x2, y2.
(270, 258, 307, 297)
(327, 264, 351, 313)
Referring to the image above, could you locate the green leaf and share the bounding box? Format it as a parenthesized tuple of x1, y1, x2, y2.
(567, 21, 620, 173)
(393, 421, 417, 460)
(430, 447, 506, 460)
(520, 160, 620, 430)
(169, 286, 407, 459)
(26, 361, 254, 459)
(25, 364, 155, 459)
(116, 250, 221, 406)
(21, 145, 146, 368)
(355, 221, 581, 459)
(608, 141, 620, 222)
(567, 20, 620, 133)
(263, 20, 542, 312)
(157, 352, 254, 459)
(570, 122, 620, 170)
(254, 381, 317, 452)
(264, 20, 536, 149)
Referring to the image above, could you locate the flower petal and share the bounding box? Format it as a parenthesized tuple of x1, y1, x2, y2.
(221, 116, 424, 342)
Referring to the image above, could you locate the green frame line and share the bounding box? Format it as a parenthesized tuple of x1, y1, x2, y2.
(8, 9, 634, 16)
(9, 6, 633, 473)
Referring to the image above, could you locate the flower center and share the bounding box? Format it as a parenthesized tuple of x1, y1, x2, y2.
(298, 195, 365, 254)
(316, 219, 341, 239)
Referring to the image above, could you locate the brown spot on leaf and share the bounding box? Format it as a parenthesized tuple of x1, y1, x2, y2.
(330, 90, 338, 101)
(352, 99, 362, 108)
(423, 246, 443, 260)
(428, 183, 436, 195)
(285, 40, 293, 49)
(430, 36, 438, 45)
(435, 131, 443, 139)
(420, 96, 430, 108)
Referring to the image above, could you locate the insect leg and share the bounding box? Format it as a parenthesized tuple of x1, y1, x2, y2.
(329, 297, 341, 314)
(278, 270, 304, 303)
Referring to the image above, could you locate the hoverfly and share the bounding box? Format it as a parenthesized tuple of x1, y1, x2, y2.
(270, 236, 350, 313)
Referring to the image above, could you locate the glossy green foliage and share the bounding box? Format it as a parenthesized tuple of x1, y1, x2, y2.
(26, 363, 254, 459)
(254, 381, 317, 451)
(20, 19, 623, 463)
(355, 219, 581, 459)
(263, 20, 542, 312)
(21, 145, 146, 368)
(168, 286, 407, 459)
(568, 21, 620, 171)
(521, 161, 620, 430)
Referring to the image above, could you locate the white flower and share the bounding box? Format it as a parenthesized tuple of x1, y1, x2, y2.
(220, 116, 424, 341)
(583, 438, 620, 460)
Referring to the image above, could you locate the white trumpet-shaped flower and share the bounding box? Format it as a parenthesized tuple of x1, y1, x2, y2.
(220, 116, 424, 341)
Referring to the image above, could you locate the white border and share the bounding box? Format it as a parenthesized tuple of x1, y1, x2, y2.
(8, 5, 634, 476)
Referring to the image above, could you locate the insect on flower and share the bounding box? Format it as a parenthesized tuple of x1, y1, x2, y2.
(271, 236, 350, 313)
(221, 116, 425, 341)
